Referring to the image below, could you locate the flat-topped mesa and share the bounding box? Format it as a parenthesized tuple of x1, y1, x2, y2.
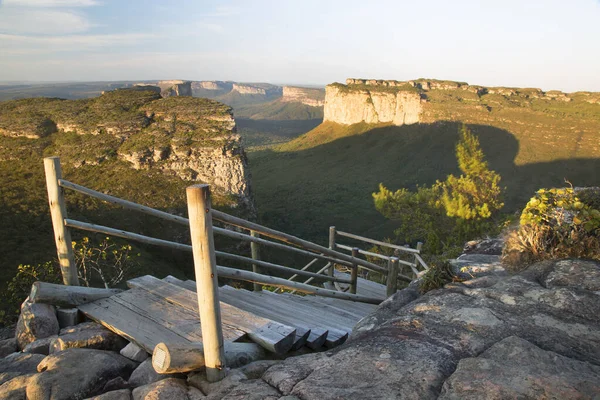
(156, 80, 192, 97)
(232, 84, 267, 95)
(193, 81, 234, 92)
(281, 86, 325, 107)
(324, 82, 424, 126)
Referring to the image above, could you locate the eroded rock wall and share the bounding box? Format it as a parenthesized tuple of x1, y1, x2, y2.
(281, 87, 325, 107)
(324, 84, 423, 125)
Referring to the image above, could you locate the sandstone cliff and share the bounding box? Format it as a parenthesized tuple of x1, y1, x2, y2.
(0, 89, 254, 209)
(324, 83, 423, 125)
(281, 86, 325, 107)
(326, 78, 590, 126)
(156, 80, 192, 97)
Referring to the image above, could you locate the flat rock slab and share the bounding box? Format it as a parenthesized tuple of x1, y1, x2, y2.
(26, 348, 137, 400)
(439, 336, 600, 399)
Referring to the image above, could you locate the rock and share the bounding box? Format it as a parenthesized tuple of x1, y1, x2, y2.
(439, 336, 600, 399)
(0, 325, 16, 341)
(0, 372, 25, 386)
(50, 325, 128, 353)
(56, 308, 81, 329)
(103, 377, 130, 392)
(59, 321, 103, 335)
(131, 378, 192, 400)
(23, 335, 57, 355)
(0, 374, 34, 400)
(281, 87, 325, 107)
(188, 369, 278, 399)
(85, 389, 132, 400)
(0, 352, 45, 375)
(462, 238, 504, 255)
(188, 370, 246, 396)
(0, 338, 17, 358)
(120, 342, 149, 362)
(27, 349, 137, 400)
(16, 301, 59, 349)
(275, 258, 600, 398)
(238, 360, 280, 379)
(128, 359, 182, 388)
(323, 83, 423, 126)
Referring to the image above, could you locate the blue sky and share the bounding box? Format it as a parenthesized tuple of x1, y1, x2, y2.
(1, 0, 599, 91)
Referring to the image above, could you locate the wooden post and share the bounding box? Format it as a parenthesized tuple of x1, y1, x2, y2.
(386, 257, 400, 297)
(186, 184, 226, 382)
(328, 226, 336, 277)
(414, 242, 423, 272)
(350, 248, 359, 295)
(44, 157, 78, 286)
(250, 231, 262, 292)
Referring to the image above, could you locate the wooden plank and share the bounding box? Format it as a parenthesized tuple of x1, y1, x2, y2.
(78, 297, 189, 353)
(164, 277, 328, 350)
(333, 271, 387, 300)
(128, 276, 296, 354)
(111, 289, 244, 342)
(336, 230, 420, 254)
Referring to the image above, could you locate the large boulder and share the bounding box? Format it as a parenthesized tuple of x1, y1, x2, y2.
(0, 374, 34, 400)
(50, 325, 128, 353)
(16, 301, 59, 349)
(260, 258, 600, 399)
(131, 378, 198, 400)
(128, 359, 182, 388)
(26, 348, 137, 400)
(439, 336, 600, 399)
(85, 389, 132, 400)
(0, 352, 45, 375)
(0, 338, 17, 358)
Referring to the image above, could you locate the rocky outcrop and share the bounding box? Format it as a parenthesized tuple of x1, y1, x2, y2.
(194, 81, 233, 92)
(281, 87, 325, 107)
(324, 84, 423, 125)
(16, 301, 59, 350)
(232, 84, 266, 95)
(157, 80, 192, 97)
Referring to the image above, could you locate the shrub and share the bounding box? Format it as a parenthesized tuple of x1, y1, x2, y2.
(503, 187, 600, 270)
(419, 261, 460, 293)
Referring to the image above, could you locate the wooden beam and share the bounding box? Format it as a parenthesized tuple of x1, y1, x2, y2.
(186, 184, 226, 382)
(44, 157, 78, 286)
(152, 342, 267, 374)
(386, 257, 400, 297)
(216, 265, 382, 304)
(328, 226, 336, 277)
(350, 248, 359, 295)
(336, 231, 420, 254)
(30, 281, 122, 307)
(250, 231, 262, 292)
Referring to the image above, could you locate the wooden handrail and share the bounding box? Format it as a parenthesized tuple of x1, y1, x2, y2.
(336, 231, 421, 254)
(336, 243, 415, 267)
(59, 178, 386, 275)
(64, 219, 351, 284)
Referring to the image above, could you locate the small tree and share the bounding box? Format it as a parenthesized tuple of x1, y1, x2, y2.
(373, 124, 504, 256)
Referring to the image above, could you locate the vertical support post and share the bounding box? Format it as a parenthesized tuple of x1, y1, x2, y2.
(328, 226, 336, 277)
(414, 242, 423, 271)
(350, 248, 359, 295)
(250, 230, 262, 292)
(44, 157, 78, 286)
(186, 184, 226, 382)
(386, 257, 399, 297)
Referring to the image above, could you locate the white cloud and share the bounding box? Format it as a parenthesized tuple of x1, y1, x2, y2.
(2, 0, 99, 7)
(0, 8, 92, 34)
(200, 5, 241, 17)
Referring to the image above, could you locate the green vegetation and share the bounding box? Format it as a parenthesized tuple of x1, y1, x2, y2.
(0, 89, 249, 325)
(419, 261, 460, 293)
(503, 187, 600, 269)
(372, 125, 504, 257)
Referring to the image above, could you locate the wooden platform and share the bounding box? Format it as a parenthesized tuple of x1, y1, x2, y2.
(77, 275, 379, 356)
(328, 270, 387, 301)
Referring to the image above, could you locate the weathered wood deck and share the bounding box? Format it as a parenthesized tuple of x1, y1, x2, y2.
(77, 274, 380, 357)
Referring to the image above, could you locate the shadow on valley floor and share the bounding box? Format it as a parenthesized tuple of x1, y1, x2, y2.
(249, 121, 600, 243)
(237, 118, 322, 148)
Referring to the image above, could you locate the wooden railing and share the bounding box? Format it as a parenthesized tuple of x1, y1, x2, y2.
(43, 156, 427, 382)
(284, 226, 429, 297)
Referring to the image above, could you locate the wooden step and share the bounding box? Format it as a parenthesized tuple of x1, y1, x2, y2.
(128, 275, 296, 354)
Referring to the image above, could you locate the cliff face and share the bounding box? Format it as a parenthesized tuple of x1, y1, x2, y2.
(193, 81, 234, 92)
(324, 84, 423, 125)
(281, 87, 325, 107)
(324, 78, 596, 126)
(157, 80, 192, 97)
(0, 89, 254, 209)
(232, 84, 266, 95)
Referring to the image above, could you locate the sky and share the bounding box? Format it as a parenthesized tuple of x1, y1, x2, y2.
(1, 0, 600, 92)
